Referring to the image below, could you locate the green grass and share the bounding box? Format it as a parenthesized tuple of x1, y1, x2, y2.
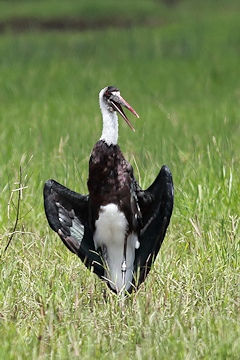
(0, 1, 239, 359)
(0, 0, 161, 21)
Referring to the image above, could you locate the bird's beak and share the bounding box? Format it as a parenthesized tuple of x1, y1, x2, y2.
(109, 93, 139, 131)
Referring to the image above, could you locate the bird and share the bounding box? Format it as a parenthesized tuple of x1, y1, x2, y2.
(43, 86, 174, 294)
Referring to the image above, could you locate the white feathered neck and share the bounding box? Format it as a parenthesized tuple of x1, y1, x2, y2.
(99, 88, 118, 146)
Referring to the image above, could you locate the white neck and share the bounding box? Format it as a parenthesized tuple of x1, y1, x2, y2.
(99, 89, 118, 146)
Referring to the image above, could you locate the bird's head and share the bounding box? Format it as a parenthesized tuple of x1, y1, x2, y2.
(99, 86, 139, 131)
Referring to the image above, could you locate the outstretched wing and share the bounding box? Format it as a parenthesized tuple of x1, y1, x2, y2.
(134, 165, 174, 288)
(43, 179, 104, 277)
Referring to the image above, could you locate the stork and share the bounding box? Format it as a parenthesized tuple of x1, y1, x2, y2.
(44, 86, 173, 294)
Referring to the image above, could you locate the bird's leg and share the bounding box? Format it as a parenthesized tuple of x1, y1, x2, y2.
(121, 236, 128, 286)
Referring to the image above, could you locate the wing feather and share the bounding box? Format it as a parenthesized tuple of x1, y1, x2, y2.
(133, 165, 174, 288)
(43, 179, 104, 277)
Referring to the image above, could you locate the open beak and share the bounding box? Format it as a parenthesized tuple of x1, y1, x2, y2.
(109, 93, 139, 131)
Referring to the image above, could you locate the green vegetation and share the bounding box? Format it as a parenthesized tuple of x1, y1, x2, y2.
(0, 1, 239, 359)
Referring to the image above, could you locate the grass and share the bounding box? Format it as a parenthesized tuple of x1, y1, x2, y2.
(0, 1, 239, 359)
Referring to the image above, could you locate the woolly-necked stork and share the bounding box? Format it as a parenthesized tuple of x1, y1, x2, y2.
(44, 86, 174, 294)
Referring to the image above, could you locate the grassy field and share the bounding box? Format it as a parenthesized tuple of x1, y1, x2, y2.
(0, 1, 239, 359)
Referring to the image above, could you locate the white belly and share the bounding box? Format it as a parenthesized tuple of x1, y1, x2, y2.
(94, 203, 140, 292)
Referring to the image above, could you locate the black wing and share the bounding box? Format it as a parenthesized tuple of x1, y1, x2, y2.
(43, 179, 104, 277)
(133, 165, 174, 289)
